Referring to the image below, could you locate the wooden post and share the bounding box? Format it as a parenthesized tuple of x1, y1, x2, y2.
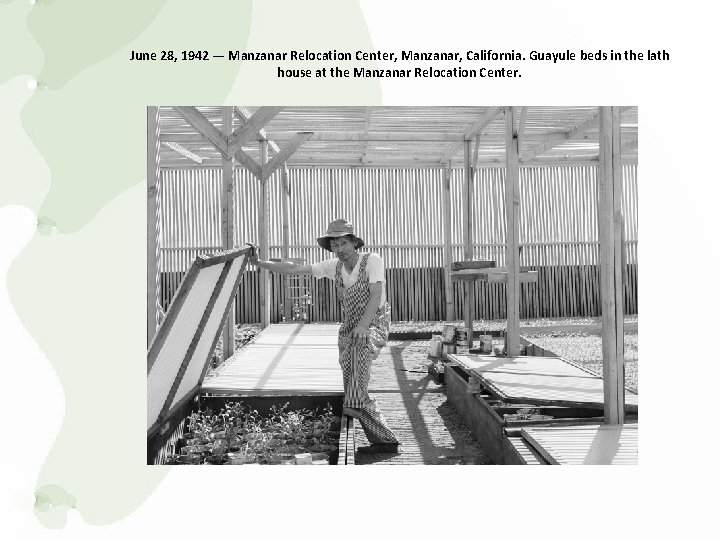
(505, 107, 521, 357)
(442, 164, 454, 321)
(221, 107, 236, 359)
(598, 106, 625, 424)
(259, 140, 271, 328)
(147, 106, 160, 347)
(281, 165, 292, 322)
(463, 139, 474, 342)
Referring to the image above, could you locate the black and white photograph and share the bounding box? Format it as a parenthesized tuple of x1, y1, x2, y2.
(147, 106, 638, 466)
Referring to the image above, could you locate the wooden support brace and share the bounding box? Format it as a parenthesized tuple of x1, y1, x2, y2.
(173, 106, 229, 158)
(262, 132, 314, 180)
(521, 106, 632, 163)
(440, 106, 504, 164)
(227, 106, 284, 155)
(234, 106, 281, 154)
(162, 141, 203, 164)
(233, 147, 263, 180)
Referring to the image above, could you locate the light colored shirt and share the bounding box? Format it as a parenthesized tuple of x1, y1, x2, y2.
(311, 252, 386, 304)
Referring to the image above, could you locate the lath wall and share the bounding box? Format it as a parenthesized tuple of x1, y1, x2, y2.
(157, 165, 638, 322)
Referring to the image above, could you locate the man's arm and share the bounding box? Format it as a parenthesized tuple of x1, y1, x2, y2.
(249, 254, 312, 275)
(350, 281, 383, 344)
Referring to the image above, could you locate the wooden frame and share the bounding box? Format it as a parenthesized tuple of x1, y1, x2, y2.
(147, 246, 251, 438)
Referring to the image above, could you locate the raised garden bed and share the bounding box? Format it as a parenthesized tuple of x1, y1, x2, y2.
(149, 394, 353, 465)
(444, 364, 637, 464)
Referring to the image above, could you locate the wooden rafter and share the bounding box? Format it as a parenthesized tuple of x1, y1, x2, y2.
(159, 156, 641, 170)
(173, 106, 229, 158)
(263, 132, 314, 179)
(234, 106, 281, 154)
(440, 106, 504, 163)
(233, 133, 313, 181)
(233, 147, 263, 179)
(162, 141, 203, 164)
(160, 131, 570, 144)
(227, 106, 284, 156)
(521, 106, 632, 163)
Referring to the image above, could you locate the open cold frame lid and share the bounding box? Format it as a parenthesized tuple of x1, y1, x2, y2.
(147, 246, 251, 437)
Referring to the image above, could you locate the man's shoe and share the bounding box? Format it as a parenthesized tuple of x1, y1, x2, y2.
(357, 443, 400, 454)
(342, 407, 363, 419)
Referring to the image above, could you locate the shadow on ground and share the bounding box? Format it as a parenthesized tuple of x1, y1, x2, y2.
(355, 341, 491, 465)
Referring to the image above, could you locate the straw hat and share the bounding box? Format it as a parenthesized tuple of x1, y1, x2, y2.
(316, 219, 365, 252)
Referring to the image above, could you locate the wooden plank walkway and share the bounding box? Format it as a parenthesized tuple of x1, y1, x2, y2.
(449, 354, 638, 411)
(356, 340, 491, 465)
(202, 325, 491, 464)
(521, 424, 638, 464)
(201, 323, 343, 395)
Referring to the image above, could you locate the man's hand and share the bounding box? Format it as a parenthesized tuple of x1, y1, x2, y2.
(351, 323, 370, 345)
(245, 242, 259, 265)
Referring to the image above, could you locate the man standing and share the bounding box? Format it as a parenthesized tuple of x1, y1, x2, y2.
(248, 219, 400, 454)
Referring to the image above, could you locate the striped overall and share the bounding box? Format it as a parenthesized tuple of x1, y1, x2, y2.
(335, 254, 399, 444)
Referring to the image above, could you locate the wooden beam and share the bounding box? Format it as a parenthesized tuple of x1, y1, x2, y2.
(452, 266, 532, 275)
(488, 271, 537, 284)
(505, 107, 521, 357)
(173, 106, 228, 158)
(281, 165, 292, 322)
(221, 107, 236, 361)
(442, 164, 454, 321)
(233, 147, 263, 180)
(440, 106, 504, 163)
(161, 131, 569, 144)
(262, 132, 314, 180)
(159, 157, 638, 171)
(521, 106, 631, 162)
(451, 271, 538, 283)
(463, 139, 474, 342)
(598, 106, 625, 424)
(258, 140, 271, 328)
(234, 106, 281, 154)
(162, 141, 203, 164)
(147, 106, 160, 346)
(227, 106, 284, 156)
